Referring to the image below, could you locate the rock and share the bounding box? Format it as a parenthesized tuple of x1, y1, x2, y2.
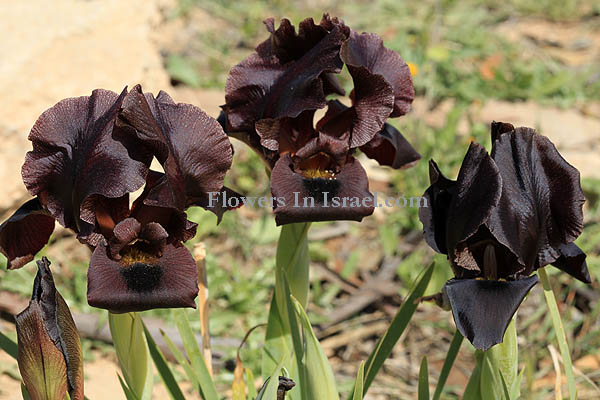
(0, 0, 171, 212)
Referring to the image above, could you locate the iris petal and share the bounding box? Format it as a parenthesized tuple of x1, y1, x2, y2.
(225, 19, 348, 133)
(445, 143, 502, 271)
(360, 122, 421, 169)
(487, 127, 585, 273)
(340, 31, 414, 147)
(87, 243, 198, 312)
(21, 87, 149, 234)
(0, 198, 55, 269)
(443, 275, 538, 350)
(551, 242, 590, 284)
(271, 154, 374, 225)
(418, 160, 456, 254)
(119, 85, 233, 211)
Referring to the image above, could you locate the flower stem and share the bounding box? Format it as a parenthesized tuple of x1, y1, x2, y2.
(194, 243, 212, 377)
(538, 267, 577, 400)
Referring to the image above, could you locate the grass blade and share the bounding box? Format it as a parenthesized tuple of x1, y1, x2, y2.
(432, 330, 463, 400)
(173, 309, 218, 400)
(538, 267, 577, 400)
(353, 261, 435, 398)
(142, 324, 185, 400)
(418, 356, 430, 400)
(352, 362, 365, 400)
(160, 330, 202, 393)
(0, 330, 18, 360)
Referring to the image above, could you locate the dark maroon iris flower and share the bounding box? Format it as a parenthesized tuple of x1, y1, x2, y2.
(419, 122, 590, 350)
(0, 85, 238, 312)
(222, 14, 419, 225)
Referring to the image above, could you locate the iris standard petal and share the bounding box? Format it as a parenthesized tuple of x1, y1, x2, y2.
(443, 275, 538, 351)
(225, 22, 347, 132)
(341, 31, 414, 118)
(446, 143, 501, 271)
(418, 160, 456, 254)
(87, 242, 198, 312)
(22, 87, 149, 234)
(487, 127, 585, 272)
(0, 198, 55, 269)
(119, 85, 233, 211)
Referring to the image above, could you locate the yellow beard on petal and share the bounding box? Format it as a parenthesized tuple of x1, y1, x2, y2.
(119, 246, 157, 268)
(302, 169, 336, 179)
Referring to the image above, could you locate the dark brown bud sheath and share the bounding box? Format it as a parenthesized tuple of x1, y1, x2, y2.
(15, 257, 84, 400)
(277, 376, 296, 400)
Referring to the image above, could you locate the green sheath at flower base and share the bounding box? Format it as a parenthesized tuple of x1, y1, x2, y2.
(16, 257, 84, 400)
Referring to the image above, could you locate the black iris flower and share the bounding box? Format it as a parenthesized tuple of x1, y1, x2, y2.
(419, 122, 590, 350)
(222, 14, 420, 225)
(0, 85, 239, 312)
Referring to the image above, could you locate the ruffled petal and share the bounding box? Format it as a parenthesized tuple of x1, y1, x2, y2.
(22, 88, 149, 233)
(340, 31, 414, 147)
(360, 122, 420, 169)
(341, 31, 414, 118)
(0, 198, 55, 269)
(87, 243, 198, 312)
(443, 275, 538, 350)
(271, 154, 374, 225)
(551, 242, 590, 284)
(487, 126, 585, 273)
(225, 21, 347, 133)
(118, 85, 233, 211)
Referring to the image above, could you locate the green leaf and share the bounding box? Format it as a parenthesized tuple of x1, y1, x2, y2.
(262, 223, 310, 383)
(160, 330, 202, 394)
(283, 275, 307, 400)
(291, 296, 340, 400)
(118, 374, 138, 400)
(353, 261, 435, 398)
(142, 324, 186, 400)
(481, 350, 503, 400)
(0, 330, 18, 360)
(489, 317, 519, 399)
(257, 356, 287, 400)
(418, 356, 430, 400)
(20, 383, 31, 400)
(462, 351, 483, 400)
(432, 330, 463, 400)
(538, 267, 578, 400)
(246, 368, 257, 400)
(499, 372, 511, 400)
(108, 312, 153, 400)
(173, 309, 218, 400)
(352, 362, 365, 400)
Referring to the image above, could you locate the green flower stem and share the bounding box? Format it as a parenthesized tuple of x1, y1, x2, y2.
(538, 267, 577, 400)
